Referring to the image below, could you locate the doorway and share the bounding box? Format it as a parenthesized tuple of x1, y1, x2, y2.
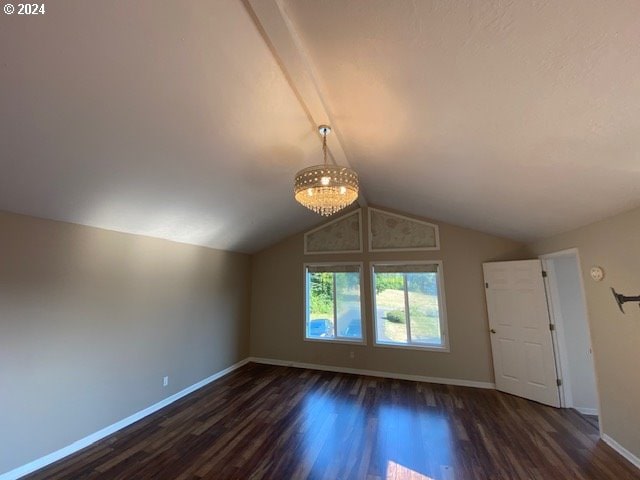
(541, 249, 599, 425)
(483, 260, 560, 407)
(483, 251, 600, 428)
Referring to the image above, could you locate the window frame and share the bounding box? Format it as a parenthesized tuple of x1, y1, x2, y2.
(303, 262, 367, 345)
(370, 260, 450, 352)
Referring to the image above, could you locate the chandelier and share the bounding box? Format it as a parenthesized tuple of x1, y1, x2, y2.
(294, 125, 359, 216)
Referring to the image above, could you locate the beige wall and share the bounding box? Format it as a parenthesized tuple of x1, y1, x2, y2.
(7, 201, 639, 473)
(250, 207, 527, 384)
(530, 206, 640, 459)
(0, 212, 251, 475)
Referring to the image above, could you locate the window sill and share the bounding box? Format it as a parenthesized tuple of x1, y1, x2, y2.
(374, 341, 450, 353)
(304, 337, 367, 346)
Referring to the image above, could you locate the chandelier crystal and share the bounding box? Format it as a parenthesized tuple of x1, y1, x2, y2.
(294, 126, 359, 216)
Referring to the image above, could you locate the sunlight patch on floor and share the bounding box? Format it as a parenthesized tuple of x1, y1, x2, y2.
(386, 460, 434, 480)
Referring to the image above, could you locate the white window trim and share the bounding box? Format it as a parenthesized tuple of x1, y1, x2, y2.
(370, 260, 450, 352)
(303, 262, 367, 345)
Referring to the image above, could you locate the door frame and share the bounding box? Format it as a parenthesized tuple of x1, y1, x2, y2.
(539, 248, 602, 431)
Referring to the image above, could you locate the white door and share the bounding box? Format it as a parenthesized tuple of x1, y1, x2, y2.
(483, 260, 560, 407)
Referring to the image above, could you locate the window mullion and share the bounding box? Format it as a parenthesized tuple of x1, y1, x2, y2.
(333, 273, 338, 338)
(306, 270, 310, 331)
(403, 273, 412, 344)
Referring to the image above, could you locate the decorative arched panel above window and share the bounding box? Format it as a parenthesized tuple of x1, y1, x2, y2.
(368, 208, 439, 252)
(304, 209, 363, 254)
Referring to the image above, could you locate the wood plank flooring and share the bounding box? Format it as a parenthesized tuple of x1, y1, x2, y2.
(25, 363, 640, 479)
(581, 413, 600, 431)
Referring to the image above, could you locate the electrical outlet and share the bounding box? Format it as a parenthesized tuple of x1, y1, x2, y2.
(349, 351, 355, 359)
(163, 376, 169, 387)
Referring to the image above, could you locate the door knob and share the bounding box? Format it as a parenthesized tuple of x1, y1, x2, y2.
(490, 329, 496, 334)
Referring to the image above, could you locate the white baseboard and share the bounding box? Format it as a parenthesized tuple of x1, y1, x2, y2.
(248, 356, 495, 389)
(602, 434, 640, 471)
(574, 406, 599, 416)
(0, 358, 250, 480)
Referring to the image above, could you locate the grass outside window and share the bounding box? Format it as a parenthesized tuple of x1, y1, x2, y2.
(372, 262, 448, 350)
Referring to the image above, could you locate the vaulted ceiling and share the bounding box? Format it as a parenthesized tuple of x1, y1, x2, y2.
(2, 0, 639, 252)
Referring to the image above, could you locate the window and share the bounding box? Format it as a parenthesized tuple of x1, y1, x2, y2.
(304, 263, 364, 343)
(371, 262, 448, 350)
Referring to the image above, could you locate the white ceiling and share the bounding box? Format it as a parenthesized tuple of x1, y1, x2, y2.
(0, 0, 323, 253)
(2, 1, 640, 251)
(282, 0, 640, 241)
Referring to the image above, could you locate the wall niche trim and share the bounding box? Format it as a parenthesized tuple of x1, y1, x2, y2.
(368, 207, 440, 252)
(304, 209, 363, 255)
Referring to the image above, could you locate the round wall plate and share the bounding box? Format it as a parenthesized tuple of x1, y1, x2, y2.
(590, 266, 604, 282)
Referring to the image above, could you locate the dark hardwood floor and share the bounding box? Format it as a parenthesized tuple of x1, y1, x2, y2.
(580, 413, 600, 431)
(25, 363, 639, 480)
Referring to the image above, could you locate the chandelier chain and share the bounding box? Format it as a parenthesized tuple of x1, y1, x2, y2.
(322, 130, 328, 166)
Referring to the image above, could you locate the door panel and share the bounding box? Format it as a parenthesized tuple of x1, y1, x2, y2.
(483, 260, 560, 407)
(524, 343, 545, 385)
(498, 339, 518, 379)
